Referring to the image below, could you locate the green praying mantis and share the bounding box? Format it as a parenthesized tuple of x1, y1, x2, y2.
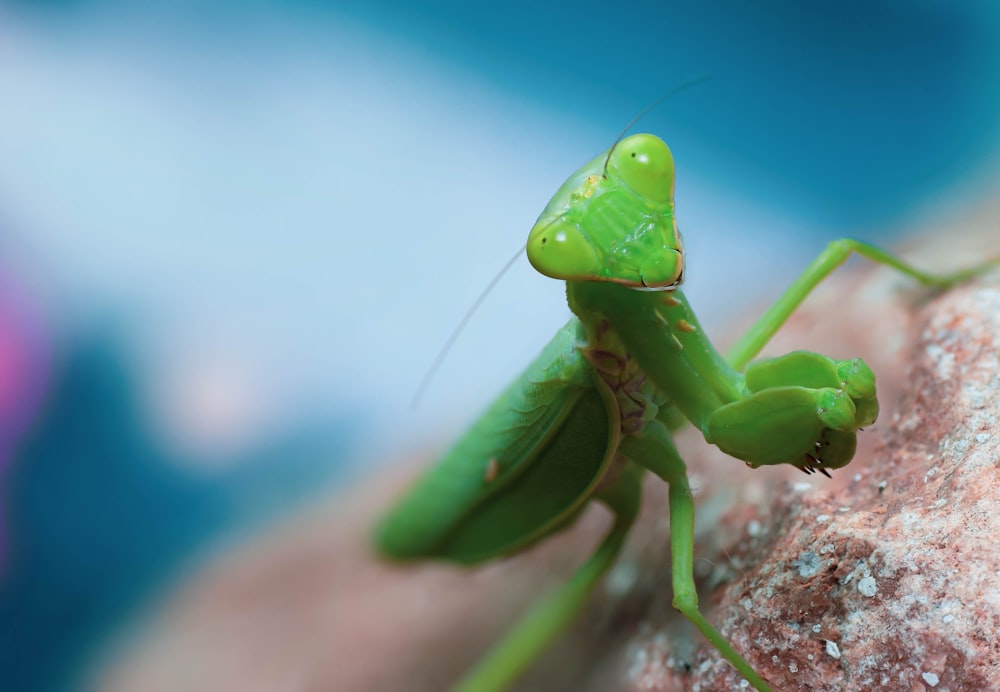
(375, 131, 996, 691)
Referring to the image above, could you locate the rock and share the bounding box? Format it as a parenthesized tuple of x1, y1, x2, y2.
(619, 267, 1000, 691)
(90, 213, 1000, 692)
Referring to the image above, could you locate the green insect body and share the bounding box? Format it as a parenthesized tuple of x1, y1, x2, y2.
(377, 320, 619, 564)
(376, 133, 995, 692)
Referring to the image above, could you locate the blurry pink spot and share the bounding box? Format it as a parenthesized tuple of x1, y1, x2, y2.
(0, 271, 50, 568)
(0, 294, 48, 438)
(0, 277, 49, 449)
(0, 323, 35, 422)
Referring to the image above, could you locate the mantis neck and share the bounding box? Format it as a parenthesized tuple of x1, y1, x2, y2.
(566, 281, 745, 431)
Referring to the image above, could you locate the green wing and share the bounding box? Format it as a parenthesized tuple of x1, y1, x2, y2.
(376, 319, 621, 565)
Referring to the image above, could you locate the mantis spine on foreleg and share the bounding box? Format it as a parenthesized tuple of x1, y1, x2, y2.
(376, 132, 998, 692)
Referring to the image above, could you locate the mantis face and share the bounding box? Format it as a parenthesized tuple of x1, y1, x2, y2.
(526, 134, 684, 290)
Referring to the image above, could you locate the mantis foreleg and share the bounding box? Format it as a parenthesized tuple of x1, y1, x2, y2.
(727, 238, 998, 370)
(453, 464, 643, 692)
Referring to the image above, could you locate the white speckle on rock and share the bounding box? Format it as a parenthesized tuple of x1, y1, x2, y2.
(975, 433, 990, 443)
(789, 662, 798, 673)
(926, 342, 955, 380)
(922, 671, 940, 687)
(816, 514, 830, 523)
(812, 624, 822, 633)
(942, 614, 954, 624)
(792, 481, 813, 492)
(747, 519, 762, 537)
(825, 640, 841, 659)
(792, 551, 822, 578)
(877, 480, 888, 492)
(852, 473, 862, 482)
(858, 576, 877, 597)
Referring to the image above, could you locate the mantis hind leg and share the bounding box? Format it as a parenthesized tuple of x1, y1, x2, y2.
(727, 238, 999, 371)
(621, 419, 774, 692)
(453, 463, 643, 692)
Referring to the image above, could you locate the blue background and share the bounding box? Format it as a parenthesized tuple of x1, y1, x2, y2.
(1, 1, 999, 689)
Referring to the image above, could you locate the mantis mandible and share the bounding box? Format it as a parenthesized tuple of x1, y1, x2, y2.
(375, 132, 995, 691)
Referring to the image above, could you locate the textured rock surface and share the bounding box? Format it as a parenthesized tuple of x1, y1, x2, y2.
(618, 269, 1000, 691)
(92, 214, 1000, 692)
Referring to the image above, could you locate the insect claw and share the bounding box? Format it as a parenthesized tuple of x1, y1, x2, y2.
(819, 468, 832, 479)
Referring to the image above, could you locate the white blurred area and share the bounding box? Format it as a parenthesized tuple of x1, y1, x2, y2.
(0, 7, 826, 477)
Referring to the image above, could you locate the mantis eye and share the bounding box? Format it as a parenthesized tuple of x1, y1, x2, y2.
(609, 134, 675, 204)
(526, 221, 600, 280)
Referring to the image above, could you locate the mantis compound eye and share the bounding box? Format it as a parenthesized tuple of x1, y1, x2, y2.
(608, 134, 675, 204)
(526, 219, 601, 281)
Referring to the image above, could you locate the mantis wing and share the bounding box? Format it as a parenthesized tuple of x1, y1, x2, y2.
(376, 319, 621, 565)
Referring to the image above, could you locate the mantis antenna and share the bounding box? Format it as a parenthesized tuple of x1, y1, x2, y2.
(410, 245, 525, 409)
(602, 74, 715, 175)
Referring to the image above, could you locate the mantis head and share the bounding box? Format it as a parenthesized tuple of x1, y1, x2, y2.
(526, 134, 684, 290)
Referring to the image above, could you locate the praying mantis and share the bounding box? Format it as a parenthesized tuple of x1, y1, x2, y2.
(375, 131, 996, 691)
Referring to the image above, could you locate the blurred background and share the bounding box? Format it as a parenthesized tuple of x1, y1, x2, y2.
(1, 1, 1000, 689)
